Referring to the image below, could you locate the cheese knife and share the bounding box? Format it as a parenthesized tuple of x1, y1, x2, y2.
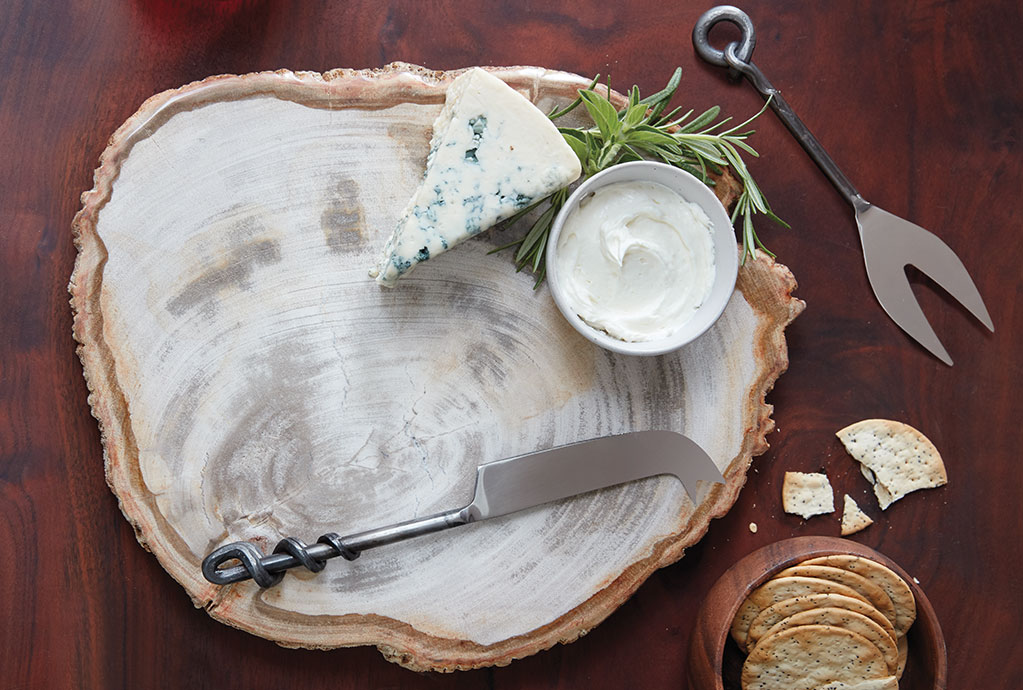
(201, 430, 724, 588)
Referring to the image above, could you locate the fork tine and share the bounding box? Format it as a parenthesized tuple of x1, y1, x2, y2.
(863, 259, 954, 365)
(904, 225, 993, 332)
(858, 206, 996, 364)
(862, 206, 994, 331)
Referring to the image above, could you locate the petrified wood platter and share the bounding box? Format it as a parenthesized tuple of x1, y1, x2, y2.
(70, 63, 804, 671)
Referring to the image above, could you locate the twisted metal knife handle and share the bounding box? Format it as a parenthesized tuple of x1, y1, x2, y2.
(202, 507, 471, 587)
(202, 534, 359, 587)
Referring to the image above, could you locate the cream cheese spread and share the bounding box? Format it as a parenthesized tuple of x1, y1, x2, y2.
(554, 180, 716, 342)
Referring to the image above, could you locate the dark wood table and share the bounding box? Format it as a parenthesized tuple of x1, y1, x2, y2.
(3, 1, 1020, 686)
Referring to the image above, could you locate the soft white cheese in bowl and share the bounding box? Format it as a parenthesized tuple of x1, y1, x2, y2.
(546, 161, 739, 356)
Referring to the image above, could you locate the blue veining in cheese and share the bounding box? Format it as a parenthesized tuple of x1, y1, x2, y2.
(371, 68, 582, 286)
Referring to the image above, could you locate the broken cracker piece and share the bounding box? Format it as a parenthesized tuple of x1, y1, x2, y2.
(837, 419, 947, 510)
(782, 471, 835, 520)
(841, 494, 874, 535)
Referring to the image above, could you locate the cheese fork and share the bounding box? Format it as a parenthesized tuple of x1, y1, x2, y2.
(693, 6, 994, 365)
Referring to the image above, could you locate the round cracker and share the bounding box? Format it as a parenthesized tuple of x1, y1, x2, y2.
(741, 625, 889, 690)
(756, 607, 898, 674)
(802, 554, 917, 636)
(774, 564, 897, 628)
(731, 576, 871, 651)
(747, 593, 896, 650)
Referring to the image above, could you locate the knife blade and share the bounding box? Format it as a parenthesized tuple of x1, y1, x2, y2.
(202, 430, 724, 588)
(469, 430, 724, 519)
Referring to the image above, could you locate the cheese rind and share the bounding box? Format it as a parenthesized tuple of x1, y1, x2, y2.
(371, 68, 582, 286)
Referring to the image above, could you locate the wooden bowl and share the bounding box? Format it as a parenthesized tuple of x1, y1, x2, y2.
(688, 536, 947, 689)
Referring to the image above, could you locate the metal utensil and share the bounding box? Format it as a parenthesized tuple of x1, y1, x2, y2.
(693, 6, 994, 365)
(202, 430, 724, 588)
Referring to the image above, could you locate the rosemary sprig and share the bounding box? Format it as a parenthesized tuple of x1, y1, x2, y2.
(492, 68, 787, 284)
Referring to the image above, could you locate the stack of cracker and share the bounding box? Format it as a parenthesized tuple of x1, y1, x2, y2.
(731, 554, 916, 689)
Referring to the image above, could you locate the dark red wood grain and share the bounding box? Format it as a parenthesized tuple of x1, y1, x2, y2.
(2, 1, 1021, 687)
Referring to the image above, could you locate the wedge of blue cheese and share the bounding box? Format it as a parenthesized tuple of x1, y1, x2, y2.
(370, 68, 582, 286)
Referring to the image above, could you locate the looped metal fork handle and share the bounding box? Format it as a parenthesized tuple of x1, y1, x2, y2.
(694, 6, 866, 211)
(693, 5, 992, 364)
(692, 5, 757, 76)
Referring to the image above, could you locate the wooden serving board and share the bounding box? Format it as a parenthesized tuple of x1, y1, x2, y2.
(70, 63, 804, 671)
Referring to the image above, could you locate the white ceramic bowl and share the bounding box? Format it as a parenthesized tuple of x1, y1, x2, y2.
(546, 161, 739, 356)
